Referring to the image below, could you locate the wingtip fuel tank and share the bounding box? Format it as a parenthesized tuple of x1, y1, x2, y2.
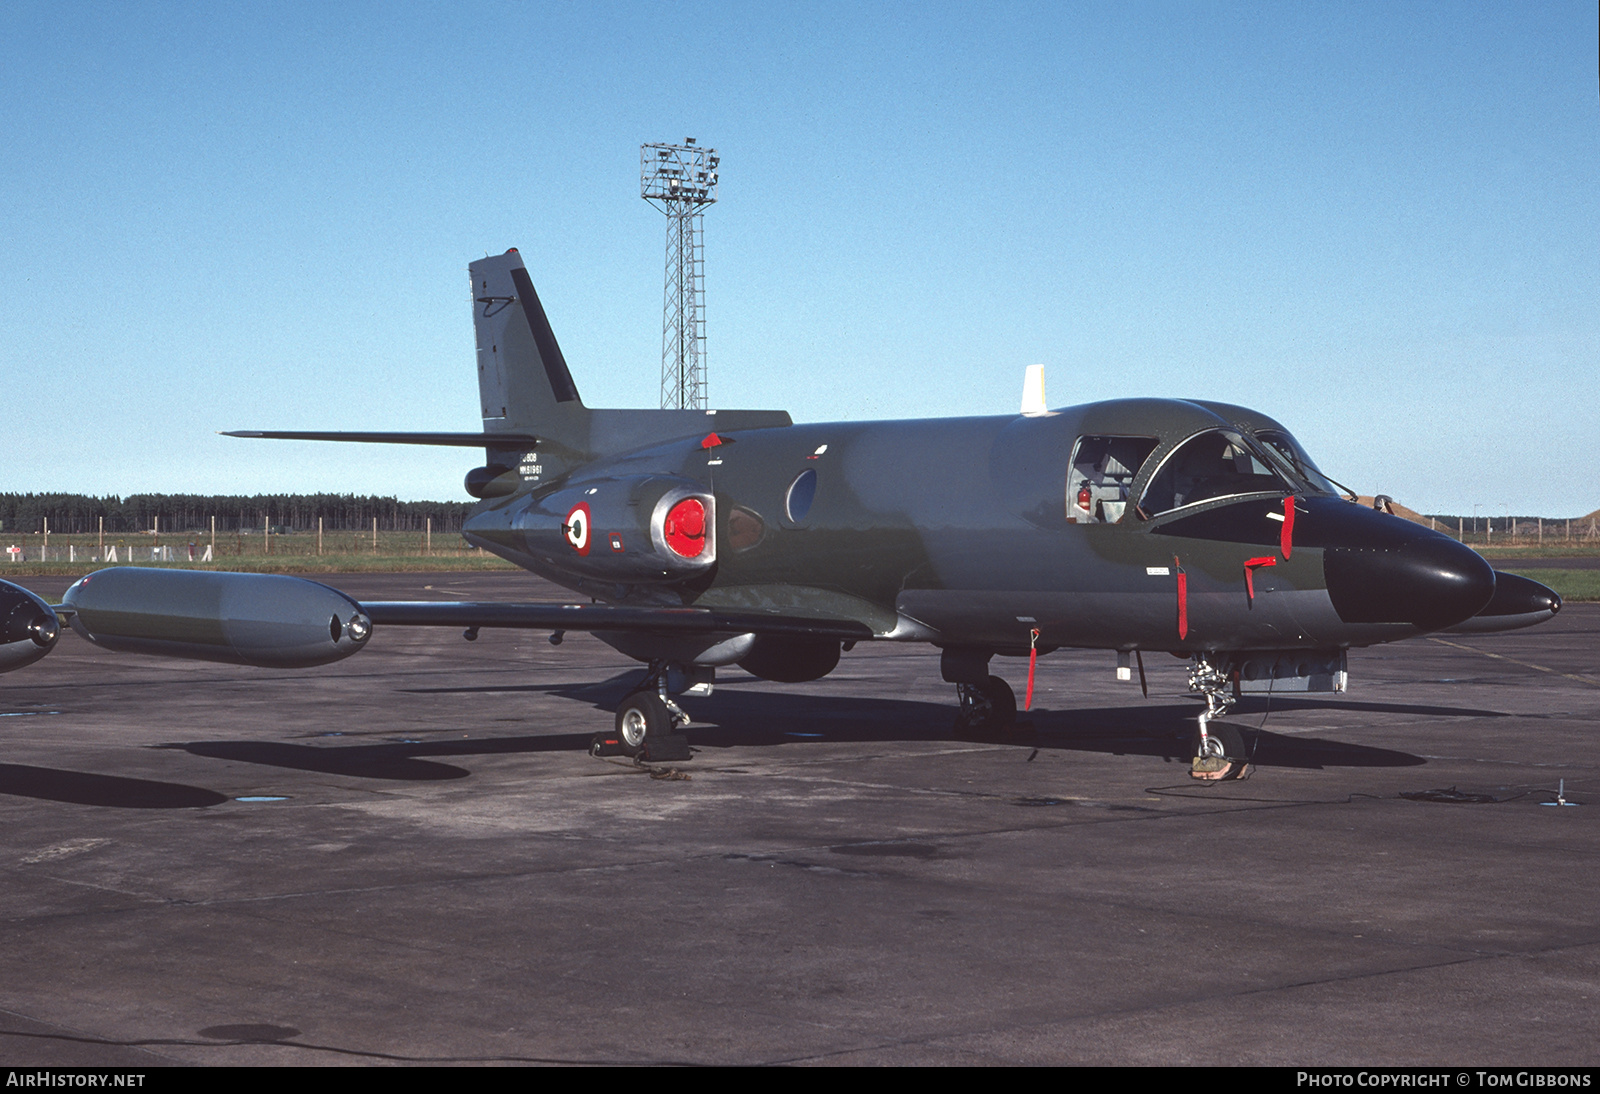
(1, 579, 60, 673)
(62, 568, 371, 668)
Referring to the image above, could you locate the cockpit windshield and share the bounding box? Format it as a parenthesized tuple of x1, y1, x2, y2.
(1139, 429, 1293, 517)
(1253, 429, 1342, 497)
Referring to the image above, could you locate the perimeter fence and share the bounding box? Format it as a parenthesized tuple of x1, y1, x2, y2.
(0, 493, 485, 564)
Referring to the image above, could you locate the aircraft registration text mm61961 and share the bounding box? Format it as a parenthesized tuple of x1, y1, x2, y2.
(37, 247, 1559, 781)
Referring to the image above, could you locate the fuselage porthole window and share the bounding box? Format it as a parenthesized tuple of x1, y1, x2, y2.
(786, 468, 818, 523)
(727, 506, 766, 551)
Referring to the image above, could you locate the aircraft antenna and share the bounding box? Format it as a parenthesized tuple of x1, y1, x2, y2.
(641, 138, 718, 409)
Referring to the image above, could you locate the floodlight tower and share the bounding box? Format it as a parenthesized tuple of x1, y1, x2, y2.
(641, 138, 719, 409)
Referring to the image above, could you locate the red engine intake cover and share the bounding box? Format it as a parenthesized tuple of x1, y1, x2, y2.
(662, 498, 707, 558)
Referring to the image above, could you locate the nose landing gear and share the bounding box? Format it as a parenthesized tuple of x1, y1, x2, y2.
(1187, 656, 1252, 781)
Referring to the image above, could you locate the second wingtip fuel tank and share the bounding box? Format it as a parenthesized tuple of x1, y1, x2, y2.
(62, 568, 370, 668)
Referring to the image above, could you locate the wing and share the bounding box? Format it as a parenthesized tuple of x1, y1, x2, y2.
(361, 600, 875, 640)
(58, 569, 877, 669)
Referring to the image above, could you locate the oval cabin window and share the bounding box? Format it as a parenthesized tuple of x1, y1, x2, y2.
(786, 469, 818, 522)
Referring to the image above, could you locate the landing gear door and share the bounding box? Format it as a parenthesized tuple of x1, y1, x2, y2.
(1067, 436, 1159, 524)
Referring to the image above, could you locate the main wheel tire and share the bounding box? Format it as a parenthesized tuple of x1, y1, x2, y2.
(615, 692, 670, 758)
(955, 675, 1018, 736)
(979, 675, 1017, 729)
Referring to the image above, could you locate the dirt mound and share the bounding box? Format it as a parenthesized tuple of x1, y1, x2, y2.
(1352, 496, 1432, 527)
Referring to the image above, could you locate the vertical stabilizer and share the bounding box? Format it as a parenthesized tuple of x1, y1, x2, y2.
(466, 249, 792, 486)
(470, 250, 589, 471)
(226, 248, 790, 490)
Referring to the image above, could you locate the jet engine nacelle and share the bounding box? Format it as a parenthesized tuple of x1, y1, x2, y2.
(517, 475, 715, 584)
(1, 579, 60, 674)
(62, 568, 371, 668)
(590, 632, 844, 680)
(737, 635, 843, 683)
(464, 464, 519, 499)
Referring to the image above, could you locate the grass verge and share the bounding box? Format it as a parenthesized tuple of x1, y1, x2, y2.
(1502, 569, 1600, 603)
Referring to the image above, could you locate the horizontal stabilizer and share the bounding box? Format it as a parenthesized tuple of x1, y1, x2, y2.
(362, 600, 874, 640)
(221, 431, 539, 448)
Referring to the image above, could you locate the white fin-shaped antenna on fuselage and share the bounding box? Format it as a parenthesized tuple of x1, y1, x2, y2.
(1020, 364, 1050, 416)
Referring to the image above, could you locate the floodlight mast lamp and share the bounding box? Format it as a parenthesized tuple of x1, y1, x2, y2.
(641, 139, 718, 410)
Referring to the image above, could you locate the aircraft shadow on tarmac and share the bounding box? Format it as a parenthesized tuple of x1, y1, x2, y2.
(472, 672, 1463, 769)
(153, 740, 477, 781)
(664, 690, 1432, 771)
(137, 677, 1466, 782)
(0, 763, 229, 809)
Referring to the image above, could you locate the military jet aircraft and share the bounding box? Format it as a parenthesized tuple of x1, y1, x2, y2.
(57, 248, 1561, 778)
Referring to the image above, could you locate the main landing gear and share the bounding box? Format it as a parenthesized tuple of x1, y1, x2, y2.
(594, 660, 694, 763)
(954, 675, 1017, 736)
(1187, 655, 1251, 781)
(941, 648, 1020, 738)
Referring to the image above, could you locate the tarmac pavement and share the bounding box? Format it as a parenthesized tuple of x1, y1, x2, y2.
(1, 572, 1596, 1066)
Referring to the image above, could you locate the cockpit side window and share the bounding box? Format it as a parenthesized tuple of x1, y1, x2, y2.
(1139, 430, 1291, 517)
(1067, 435, 1158, 524)
(1254, 429, 1340, 496)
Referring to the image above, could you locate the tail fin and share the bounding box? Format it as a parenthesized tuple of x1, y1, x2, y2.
(225, 248, 790, 482)
(471, 249, 586, 431)
(469, 249, 791, 483)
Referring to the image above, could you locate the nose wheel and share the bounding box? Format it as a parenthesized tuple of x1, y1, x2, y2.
(1191, 721, 1249, 781)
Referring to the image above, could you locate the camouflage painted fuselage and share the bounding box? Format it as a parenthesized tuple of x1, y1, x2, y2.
(463, 396, 1495, 659)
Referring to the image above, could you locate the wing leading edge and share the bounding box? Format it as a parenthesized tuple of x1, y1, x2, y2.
(360, 600, 875, 640)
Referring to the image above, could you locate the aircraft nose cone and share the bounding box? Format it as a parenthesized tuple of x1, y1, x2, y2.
(1443, 571, 1562, 633)
(1494, 572, 1562, 618)
(1324, 534, 1496, 631)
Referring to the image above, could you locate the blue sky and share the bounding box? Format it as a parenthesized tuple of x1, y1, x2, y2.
(3, 1, 1595, 516)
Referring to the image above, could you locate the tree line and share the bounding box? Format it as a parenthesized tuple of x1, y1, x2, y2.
(0, 494, 477, 534)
